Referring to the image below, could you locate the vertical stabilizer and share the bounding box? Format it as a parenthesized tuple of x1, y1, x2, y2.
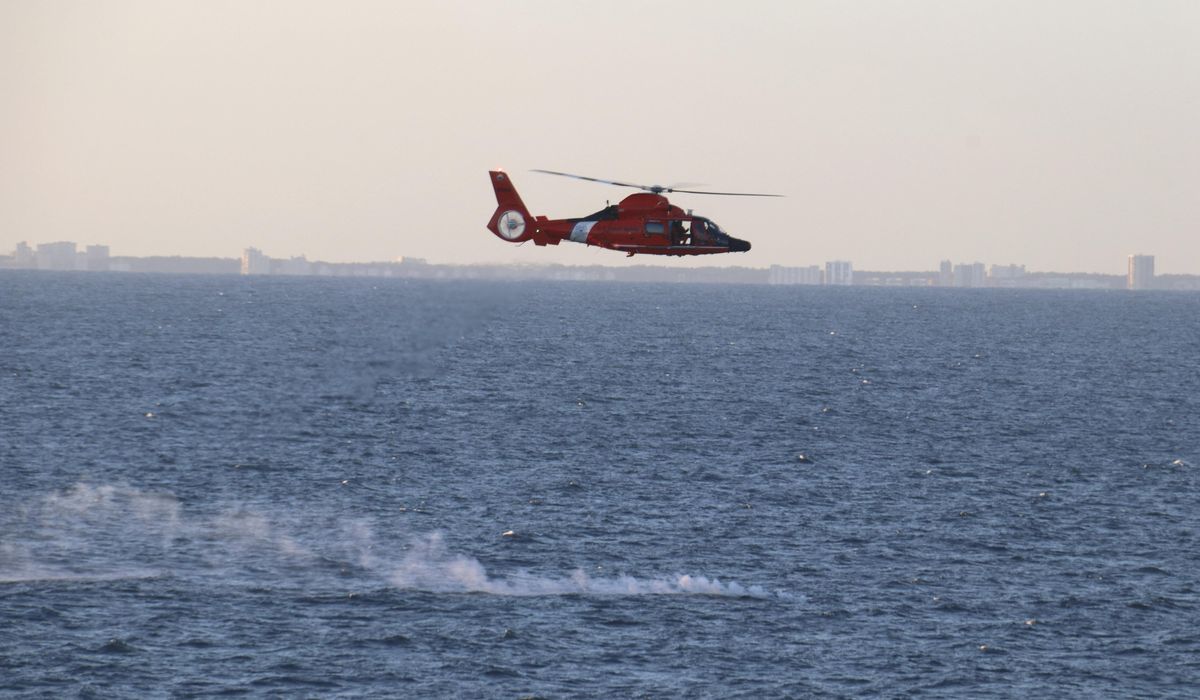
(486, 171, 534, 242)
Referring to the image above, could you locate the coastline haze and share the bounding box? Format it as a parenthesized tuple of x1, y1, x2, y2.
(2, 1, 1197, 273)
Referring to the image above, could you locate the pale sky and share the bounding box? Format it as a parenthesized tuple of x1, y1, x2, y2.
(2, 1, 1197, 273)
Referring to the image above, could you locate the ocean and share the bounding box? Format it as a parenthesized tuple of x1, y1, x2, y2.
(2, 271, 1198, 698)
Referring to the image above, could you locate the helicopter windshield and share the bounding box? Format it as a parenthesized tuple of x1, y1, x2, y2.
(693, 217, 730, 246)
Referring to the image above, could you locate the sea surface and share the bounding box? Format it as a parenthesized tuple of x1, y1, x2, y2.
(2, 271, 1198, 698)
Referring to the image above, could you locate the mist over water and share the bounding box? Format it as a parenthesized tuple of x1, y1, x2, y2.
(2, 272, 1199, 697)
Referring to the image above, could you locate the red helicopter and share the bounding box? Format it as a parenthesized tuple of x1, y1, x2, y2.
(485, 169, 780, 256)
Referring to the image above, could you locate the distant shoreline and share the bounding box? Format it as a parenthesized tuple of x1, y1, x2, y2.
(4, 258, 1199, 291)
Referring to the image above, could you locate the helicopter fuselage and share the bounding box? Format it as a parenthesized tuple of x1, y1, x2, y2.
(486, 171, 751, 256)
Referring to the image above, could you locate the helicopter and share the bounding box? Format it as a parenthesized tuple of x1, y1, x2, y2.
(485, 169, 781, 257)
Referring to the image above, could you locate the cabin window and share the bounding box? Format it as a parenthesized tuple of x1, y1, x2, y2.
(644, 221, 664, 235)
(670, 219, 691, 246)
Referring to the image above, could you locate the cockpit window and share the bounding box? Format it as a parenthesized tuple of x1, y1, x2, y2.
(692, 218, 728, 246)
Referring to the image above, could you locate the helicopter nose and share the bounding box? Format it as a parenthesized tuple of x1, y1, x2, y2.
(729, 237, 751, 253)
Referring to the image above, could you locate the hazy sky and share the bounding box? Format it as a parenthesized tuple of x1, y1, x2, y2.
(2, 1, 1197, 273)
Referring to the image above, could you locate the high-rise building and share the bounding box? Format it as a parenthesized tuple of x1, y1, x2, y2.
(36, 241, 77, 271)
(1127, 254, 1154, 290)
(241, 247, 271, 275)
(824, 260, 853, 286)
(13, 241, 35, 268)
(85, 245, 110, 272)
(938, 260, 953, 286)
(953, 262, 986, 288)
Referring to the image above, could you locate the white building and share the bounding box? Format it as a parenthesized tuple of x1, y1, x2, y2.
(241, 247, 272, 275)
(85, 245, 110, 272)
(1127, 254, 1154, 290)
(988, 263, 1026, 287)
(13, 241, 35, 268)
(768, 265, 822, 285)
(36, 241, 77, 271)
(824, 260, 854, 286)
(989, 263, 1025, 279)
(953, 262, 986, 288)
(938, 259, 953, 286)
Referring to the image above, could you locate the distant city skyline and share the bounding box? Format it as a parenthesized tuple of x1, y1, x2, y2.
(6, 238, 1197, 291)
(2, 3, 1197, 274)
(0, 236, 1189, 278)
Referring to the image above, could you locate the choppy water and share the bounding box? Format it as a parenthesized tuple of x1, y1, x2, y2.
(2, 271, 1198, 698)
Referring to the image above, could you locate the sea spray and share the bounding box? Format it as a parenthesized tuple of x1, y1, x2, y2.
(2, 484, 785, 599)
(382, 532, 775, 598)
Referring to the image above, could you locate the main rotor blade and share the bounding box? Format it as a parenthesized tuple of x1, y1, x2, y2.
(532, 169, 784, 197)
(531, 169, 648, 191)
(669, 189, 785, 197)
